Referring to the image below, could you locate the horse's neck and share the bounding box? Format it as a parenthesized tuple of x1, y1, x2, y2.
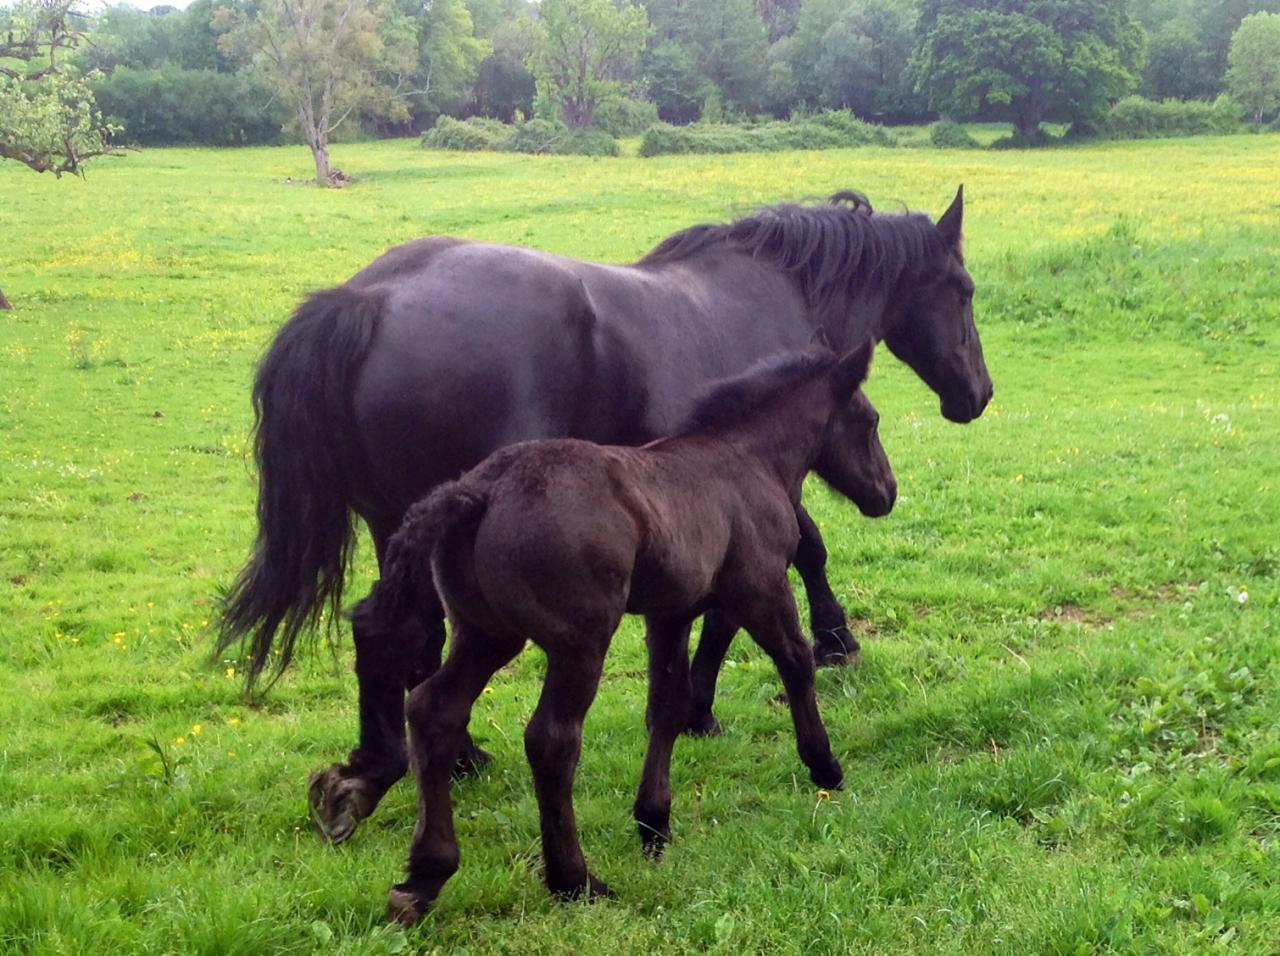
(717, 391, 832, 496)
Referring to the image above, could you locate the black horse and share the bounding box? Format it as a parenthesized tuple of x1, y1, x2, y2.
(358, 343, 882, 922)
(220, 187, 992, 844)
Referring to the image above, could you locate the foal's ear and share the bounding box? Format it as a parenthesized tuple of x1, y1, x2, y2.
(936, 185, 964, 249)
(836, 339, 874, 393)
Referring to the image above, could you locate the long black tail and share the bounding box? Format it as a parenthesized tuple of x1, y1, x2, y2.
(219, 285, 384, 687)
(351, 482, 490, 635)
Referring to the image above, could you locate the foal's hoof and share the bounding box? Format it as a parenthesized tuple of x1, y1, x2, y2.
(451, 742, 493, 780)
(813, 626, 862, 668)
(308, 765, 377, 845)
(684, 713, 723, 738)
(639, 826, 670, 860)
(386, 885, 429, 926)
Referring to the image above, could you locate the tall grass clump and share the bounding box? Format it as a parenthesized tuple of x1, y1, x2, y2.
(928, 120, 980, 149)
(1104, 96, 1244, 139)
(421, 116, 619, 156)
(639, 111, 893, 157)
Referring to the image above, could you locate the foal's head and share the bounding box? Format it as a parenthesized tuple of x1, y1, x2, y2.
(881, 186, 993, 424)
(814, 342, 896, 517)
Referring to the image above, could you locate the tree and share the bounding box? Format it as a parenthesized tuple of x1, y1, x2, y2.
(527, 0, 650, 128)
(1228, 11, 1280, 123)
(215, 0, 402, 184)
(1, 0, 117, 310)
(912, 0, 1144, 140)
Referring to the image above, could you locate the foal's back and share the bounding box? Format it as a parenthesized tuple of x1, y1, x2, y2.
(436, 436, 792, 643)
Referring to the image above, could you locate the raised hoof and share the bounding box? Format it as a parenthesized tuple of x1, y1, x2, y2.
(386, 885, 429, 926)
(814, 626, 862, 668)
(451, 742, 493, 781)
(550, 874, 614, 902)
(683, 713, 723, 738)
(308, 765, 377, 845)
(809, 761, 845, 792)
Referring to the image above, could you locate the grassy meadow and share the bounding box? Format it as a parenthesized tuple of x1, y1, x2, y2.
(1, 134, 1279, 954)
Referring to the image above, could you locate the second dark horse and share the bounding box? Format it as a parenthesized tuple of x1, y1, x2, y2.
(220, 187, 993, 844)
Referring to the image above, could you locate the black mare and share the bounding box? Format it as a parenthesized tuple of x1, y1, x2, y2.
(220, 187, 992, 843)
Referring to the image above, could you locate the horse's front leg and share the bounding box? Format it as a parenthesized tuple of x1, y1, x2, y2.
(387, 624, 523, 925)
(794, 504, 860, 666)
(685, 610, 737, 737)
(738, 584, 844, 791)
(635, 615, 694, 856)
(310, 586, 490, 845)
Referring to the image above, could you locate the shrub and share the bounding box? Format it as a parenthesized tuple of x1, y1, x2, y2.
(420, 116, 511, 151)
(929, 120, 980, 149)
(1104, 95, 1244, 139)
(421, 116, 619, 156)
(594, 97, 660, 138)
(638, 112, 894, 157)
(92, 66, 284, 146)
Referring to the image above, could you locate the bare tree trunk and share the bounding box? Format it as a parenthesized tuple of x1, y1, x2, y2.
(311, 138, 330, 184)
(0, 286, 12, 310)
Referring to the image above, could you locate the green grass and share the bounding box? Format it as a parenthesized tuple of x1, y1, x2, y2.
(1, 135, 1279, 954)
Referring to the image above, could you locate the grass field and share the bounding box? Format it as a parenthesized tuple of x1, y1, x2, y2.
(2, 135, 1279, 954)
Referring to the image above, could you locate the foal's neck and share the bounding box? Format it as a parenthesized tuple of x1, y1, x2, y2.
(717, 385, 834, 498)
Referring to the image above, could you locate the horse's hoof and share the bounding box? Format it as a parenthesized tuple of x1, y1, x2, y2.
(813, 626, 861, 666)
(387, 885, 428, 926)
(684, 713, 722, 737)
(308, 765, 377, 845)
(550, 873, 614, 902)
(810, 760, 845, 792)
(451, 742, 493, 780)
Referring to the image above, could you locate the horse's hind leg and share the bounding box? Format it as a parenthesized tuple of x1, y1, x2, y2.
(635, 616, 693, 857)
(526, 641, 612, 900)
(794, 504, 860, 666)
(738, 583, 843, 791)
(310, 544, 486, 845)
(685, 610, 737, 737)
(387, 623, 523, 926)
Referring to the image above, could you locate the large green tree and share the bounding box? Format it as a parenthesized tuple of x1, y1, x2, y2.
(528, 0, 650, 128)
(1, 0, 117, 309)
(912, 0, 1144, 139)
(1228, 11, 1280, 123)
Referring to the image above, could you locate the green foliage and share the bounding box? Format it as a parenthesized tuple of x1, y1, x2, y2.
(2, 133, 1280, 952)
(1104, 95, 1244, 140)
(913, 0, 1144, 138)
(92, 66, 285, 146)
(421, 114, 619, 154)
(637, 110, 892, 156)
(593, 95, 660, 137)
(527, 0, 651, 127)
(1227, 12, 1280, 123)
(928, 119, 979, 148)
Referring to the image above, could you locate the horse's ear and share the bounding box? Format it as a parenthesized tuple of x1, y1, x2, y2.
(837, 339, 874, 393)
(936, 185, 964, 249)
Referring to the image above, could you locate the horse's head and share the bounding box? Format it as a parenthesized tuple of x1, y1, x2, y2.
(814, 342, 897, 517)
(882, 186, 993, 424)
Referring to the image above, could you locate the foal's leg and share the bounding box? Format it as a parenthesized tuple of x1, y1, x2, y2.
(635, 616, 694, 857)
(794, 504, 860, 666)
(309, 535, 488, 845)
(387, 624, 523, 926)
(685, 610, 737, 737)
(738, 585, 844, 790)
(526, 643, 612, 899)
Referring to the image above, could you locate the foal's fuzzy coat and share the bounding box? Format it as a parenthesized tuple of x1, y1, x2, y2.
(354, 342, 886, 924)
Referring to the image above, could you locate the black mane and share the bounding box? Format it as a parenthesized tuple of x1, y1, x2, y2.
(676, 348, 838, 437)
(640, 192, 947, 309)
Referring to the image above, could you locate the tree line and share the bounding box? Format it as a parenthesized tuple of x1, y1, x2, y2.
(3, 0, 1280, 189)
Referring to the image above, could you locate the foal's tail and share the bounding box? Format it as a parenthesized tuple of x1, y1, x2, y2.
(351, 482, 490, 635)
(218, 285, 384, 688)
